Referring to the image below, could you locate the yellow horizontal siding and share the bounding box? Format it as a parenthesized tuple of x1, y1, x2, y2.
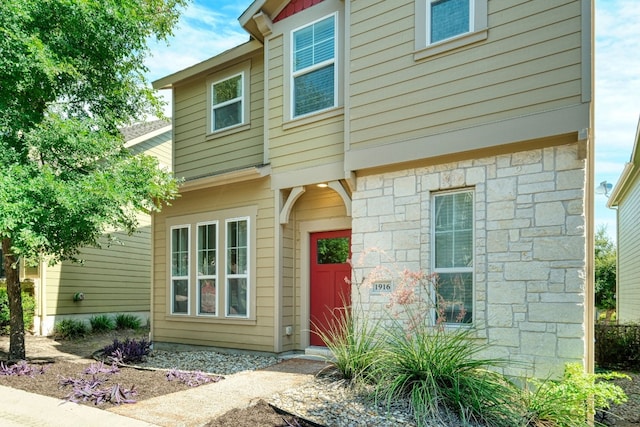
(152, 177, 276, 351)
(348, 0, 584, 150)
(173, 52, 265, 180)
(617, 173, 640, 322)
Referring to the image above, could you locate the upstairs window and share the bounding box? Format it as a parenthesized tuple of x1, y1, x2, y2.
(433, 190, 474, 324)
(211, 73, 243, 131)
(292, 14, 336, 118)
(430, 0, 470, 43)
(415, 0, 487, 59)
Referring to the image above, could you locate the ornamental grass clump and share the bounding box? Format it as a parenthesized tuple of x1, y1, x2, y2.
(89, 314, 115, 333)
(311, 292, 382, 383)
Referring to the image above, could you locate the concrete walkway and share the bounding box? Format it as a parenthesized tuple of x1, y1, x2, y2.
(0, 359, 326, 427)
(0, 385, 159, 427)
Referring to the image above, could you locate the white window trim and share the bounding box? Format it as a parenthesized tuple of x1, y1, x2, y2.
(170, 224, 191, 316)
(431, 189, 475, 325)
(205, 60, 251, 136)
(225, 216, 250, 318)
(165, 207, 257, 322)
(414, 0, 488, 61)
(196, 221, 219, 317)
(289, 12, 338, 120)
(211, 72, 244, 133)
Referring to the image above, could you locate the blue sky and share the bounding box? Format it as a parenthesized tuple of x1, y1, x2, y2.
(146, 0, 640, 238)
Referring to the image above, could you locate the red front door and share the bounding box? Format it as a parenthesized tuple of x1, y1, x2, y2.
(310, 229, 351, 346)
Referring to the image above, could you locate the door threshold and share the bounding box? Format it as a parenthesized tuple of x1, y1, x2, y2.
(304, 346, 333, 360)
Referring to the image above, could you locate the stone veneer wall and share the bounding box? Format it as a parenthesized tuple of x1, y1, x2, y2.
(350, 143, 586, 379)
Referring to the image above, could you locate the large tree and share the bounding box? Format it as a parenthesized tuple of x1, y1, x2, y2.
(0, 0, 186, 360)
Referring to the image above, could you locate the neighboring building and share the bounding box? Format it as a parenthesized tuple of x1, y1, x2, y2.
(27, 120, 172, 335)
(608, 118, 640, 323)
(152, 0, 594, 378)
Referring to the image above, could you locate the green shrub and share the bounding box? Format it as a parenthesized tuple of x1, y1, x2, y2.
(595, 322, 640, 370)
(89, 314, 115, 333)
(522, 363, 628, 426)
(114, 313, 141, 330)
(54, 319, 89, 340)
(0, 288, 36, 335)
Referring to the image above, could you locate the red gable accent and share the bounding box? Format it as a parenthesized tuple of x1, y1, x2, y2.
(273, 0, 324, 23)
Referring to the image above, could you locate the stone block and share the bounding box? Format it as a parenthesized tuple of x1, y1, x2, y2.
(528, 302, 583, 323)
(394, 176, 416, 197)
(504, 262, 549, 281)
(521, 332, 557, 356)
(533, 236, 585, 261)
(488, 281, 525, 304)
(535, 202, 566, 226)
(487, 177, 516, 201)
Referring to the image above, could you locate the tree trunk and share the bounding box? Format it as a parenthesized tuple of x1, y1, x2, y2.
(2, 237, 26, 361)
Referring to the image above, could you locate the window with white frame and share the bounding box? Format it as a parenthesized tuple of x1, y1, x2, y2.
(291, 13, 337, 118)
(170, 226, 190, 315)
(168, 210, 253, 319)
(211, 73, 244, 131)
(226, 218, 249, 317)
(197, 222, 218, 316)
(415, 0, 487, 57)
(432, 190, 474, 324)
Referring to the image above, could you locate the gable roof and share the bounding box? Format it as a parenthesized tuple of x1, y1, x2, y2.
(608, 117, 640, 207)
(152, 40, 262, 90)
(121, 119, 170, 142)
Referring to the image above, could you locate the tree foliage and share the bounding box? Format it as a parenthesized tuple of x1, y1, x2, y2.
(595, 225, 617, 311)
(0, 0, 187, 359)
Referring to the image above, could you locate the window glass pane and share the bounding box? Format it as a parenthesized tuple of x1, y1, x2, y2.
(317, 237, 350, 264)
(434, 192, 473, 268)
(213, 75, 242, 104)
(436, 272, 472, 323)
(171, 228, 188, 276)
(173, 279, 188, 314)
(199, 279, 217, 315)
(213, 101, 242, 130)
(293, 16, 335, 72)
(431, 0, 470, 43)
(227, 278, 247, 316)
(294, 64, 334, 116)
(197, 224, 216, 276)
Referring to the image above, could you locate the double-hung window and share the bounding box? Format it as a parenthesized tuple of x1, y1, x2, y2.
(415, 0, 487, 58)
(226, 218, 249, 317)
(433, 190, 474, 324)
(197, 222, 218, 316)
(291, 14, 337, 118)
(170, 226, 190, 314)
(211, 73, 244, 131)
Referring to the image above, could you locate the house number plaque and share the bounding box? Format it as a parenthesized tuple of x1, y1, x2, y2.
(371, 281, 393, 294)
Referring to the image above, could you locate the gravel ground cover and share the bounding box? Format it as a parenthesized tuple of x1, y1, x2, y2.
(1, 332, 639, 427)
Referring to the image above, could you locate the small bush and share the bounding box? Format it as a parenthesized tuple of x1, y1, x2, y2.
(595, 322, 640, 370)
(522, 363, 628, 426)
(0, 288, 36, 335)
(54, 319, 89, 340)
(100, 337, 151, 364)
(114, 313, 141, 330)
(89, 314, 115, 333)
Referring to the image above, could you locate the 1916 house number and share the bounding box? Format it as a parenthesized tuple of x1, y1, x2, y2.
(371, 281, 392, 294)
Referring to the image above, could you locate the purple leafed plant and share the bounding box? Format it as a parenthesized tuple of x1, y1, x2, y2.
(166, 368, 222, 387)
(0, 360, 47, 377)
(100, 338, 152, 364)
(59, 363, 137, 405)
(83, 361, 120, 375)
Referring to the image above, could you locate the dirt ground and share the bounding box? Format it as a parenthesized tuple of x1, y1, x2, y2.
(0, 331, 314, 427)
